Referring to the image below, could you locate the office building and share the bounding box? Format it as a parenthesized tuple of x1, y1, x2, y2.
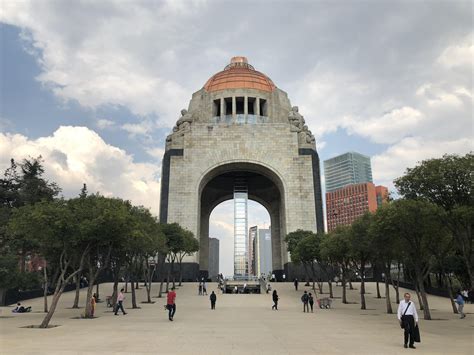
(326, 182, 388, 231)
(209, 238, 220, 281)
(323, 152, 373, 192)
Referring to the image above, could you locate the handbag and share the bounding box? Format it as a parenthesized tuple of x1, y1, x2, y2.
(414, 324, 421, 343)
(400, 302, 411, 329)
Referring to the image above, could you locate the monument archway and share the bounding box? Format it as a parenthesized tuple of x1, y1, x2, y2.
(198, 162, 286, 279)
(160, 57, 324, 281)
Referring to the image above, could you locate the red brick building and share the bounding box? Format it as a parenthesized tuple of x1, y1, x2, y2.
(326, 182, 388, 232)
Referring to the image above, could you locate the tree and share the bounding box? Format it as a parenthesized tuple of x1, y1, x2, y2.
(394, 153, 474, 288)
(177, 231, 199, 286)
(77, 196, 133, 318)
(158, 223, 189, 295)
(371, 205, 403, 314)
(349, 212, 374, 310)
(376, 199, 448, 320)
(321, 226, 352, 304)
(8, 200, 89, 328)
(0, 157, 60, 272)
(285, 230, 314, 281)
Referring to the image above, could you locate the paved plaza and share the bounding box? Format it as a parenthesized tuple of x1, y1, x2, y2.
(0, 282, 472, 354)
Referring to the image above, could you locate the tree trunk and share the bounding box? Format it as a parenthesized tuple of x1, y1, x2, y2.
(131, 275, 138, 308)
(328, 281, 334, 298)
(414, 281, 424, 310)
(360, 265, 366, 310)
(40, 283, 64, 328)
(72, 274, 81, 308)
(171, 260, 176, 289)
(158, 278, 165, 298)
(349, 279, 354, 290)
(178, 259, 183, 286)
(342, 271, 347, 304)
(135, 280, 139, 290)
(84, 274, 96, 318)
(417, 272, 431, 320)
(43, 265, 48, 313)
(112, 277, 119, 307)
(395, 265, 401, 304)
(446, 274, 458, 314)
(384, 277, 393, 314)
(376, 280, 381, 299)
(96, 282, 100, 299)
(145, 261, 156, 303)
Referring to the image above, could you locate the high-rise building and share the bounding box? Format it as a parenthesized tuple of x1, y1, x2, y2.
(248, 226, 258, 276)
(208, 238, 220, 281)
(326, 182, 388, 231)
(252, 227, 272, 277)
(375, 185, 389, 208)
(234, 178, 248, 276)
(323, 152, 373, 192)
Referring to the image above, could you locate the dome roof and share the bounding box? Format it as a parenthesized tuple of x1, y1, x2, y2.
(204, 57, 275, 93)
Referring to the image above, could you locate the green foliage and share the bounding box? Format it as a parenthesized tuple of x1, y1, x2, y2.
(285, 229, 316, 264)
(394, 153, 473, 211)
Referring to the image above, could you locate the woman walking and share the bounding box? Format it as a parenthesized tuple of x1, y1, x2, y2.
(272, 290, 279, 310)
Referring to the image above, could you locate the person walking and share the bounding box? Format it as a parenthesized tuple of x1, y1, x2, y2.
(198, 282, 203, 295)
(397, 292, 419, 349)
(114, 288, 127, 315)
(272, 290, 279, 310)
(203, 281, 208, 295)
(167, 287, 177, 321)
(308, 293, 314, 313)
(294, 278, 299, 291)
(301, 291, 309, 312)
(455, 291, 466, 319)
(210, 291, 217, 310)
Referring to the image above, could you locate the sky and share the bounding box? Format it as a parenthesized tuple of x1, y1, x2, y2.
(1, 0, 472, 275)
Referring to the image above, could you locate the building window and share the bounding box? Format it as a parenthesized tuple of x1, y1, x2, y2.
(260, 99, 267, 116)
(236, 97, 244, 114)
(248, 97, 255, 114)
(225, 97, 232, 115)
(213, 99, 221, 117)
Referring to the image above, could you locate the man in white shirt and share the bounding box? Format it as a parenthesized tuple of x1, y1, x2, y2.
(397, 292, 418, 349)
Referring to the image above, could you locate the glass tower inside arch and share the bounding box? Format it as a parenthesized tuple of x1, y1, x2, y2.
(233, 178, 248, 277)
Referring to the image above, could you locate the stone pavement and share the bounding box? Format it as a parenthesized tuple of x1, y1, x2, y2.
(0, 282, 472, 354)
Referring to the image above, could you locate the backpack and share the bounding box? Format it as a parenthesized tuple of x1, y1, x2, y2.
(301, 294, 309, 303)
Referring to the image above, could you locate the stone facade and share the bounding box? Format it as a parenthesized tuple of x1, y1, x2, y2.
(160, 58, 324, 281)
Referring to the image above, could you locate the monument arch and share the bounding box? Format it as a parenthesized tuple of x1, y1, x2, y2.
(160, 57, 324, 281)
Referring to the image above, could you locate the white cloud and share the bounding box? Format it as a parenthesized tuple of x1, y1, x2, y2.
(121, 121, 154, 137)
(0, 126, 161, 215)
(96, 119, 115, 129)
(1, 1, 472, 245)
(372, 136, 473, 191)
(437, 34, 473, 70)
(343, 107, 424, 144)
(145, 147, 165, 161)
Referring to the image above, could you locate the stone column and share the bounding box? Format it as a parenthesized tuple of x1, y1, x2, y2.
(256, 97, 260, 116)
(220, 98, 224, 119)
(232, 96, 236, 118)
(199, 206, 210, 273)
(244, 96, 248, 120)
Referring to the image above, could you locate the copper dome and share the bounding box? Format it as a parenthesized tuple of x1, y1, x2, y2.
(204, 57, 275, 93)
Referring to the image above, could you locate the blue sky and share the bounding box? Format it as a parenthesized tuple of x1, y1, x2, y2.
(1, 1, 472, 275)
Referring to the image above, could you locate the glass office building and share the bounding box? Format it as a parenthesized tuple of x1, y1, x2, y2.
(234, 178, 248, 276)
(323, 152, 373, 192)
